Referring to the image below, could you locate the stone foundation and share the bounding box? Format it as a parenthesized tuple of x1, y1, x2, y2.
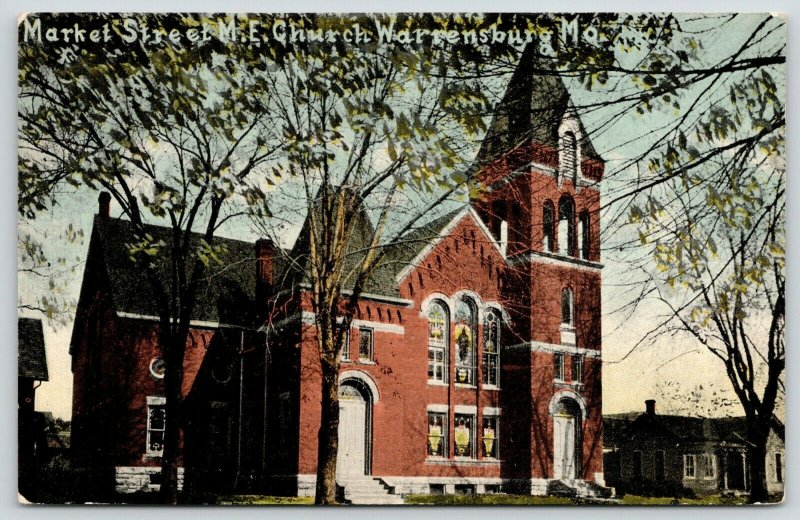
(115, 466, 184, 494)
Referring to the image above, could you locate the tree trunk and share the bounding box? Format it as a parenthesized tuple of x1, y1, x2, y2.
(314, 353, 340, 504)
(159, 331, 186, 504)
(747, 424, 770, 503)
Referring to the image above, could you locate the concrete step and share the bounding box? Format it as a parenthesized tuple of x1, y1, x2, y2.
(340, 477, 404, 505)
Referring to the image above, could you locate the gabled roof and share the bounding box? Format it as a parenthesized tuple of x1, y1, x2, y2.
(475, 45, 601, 166)
(18, 317, 48, 380)
(604, 412, 783, 447)
(90, 215, 263, 326)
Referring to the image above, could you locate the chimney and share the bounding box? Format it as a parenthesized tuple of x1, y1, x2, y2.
(98, 192, 111, 218)
(645, 399, 656, 416)
(255, 238, 275, 290)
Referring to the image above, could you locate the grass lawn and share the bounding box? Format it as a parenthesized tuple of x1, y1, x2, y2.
(405, 494, 575, 505)
(216, 495, 315, 505)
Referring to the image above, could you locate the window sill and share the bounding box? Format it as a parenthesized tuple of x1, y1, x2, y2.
(455, 383, 477, 389)
(358, 360, 376, 365)
(482, 384, 500, 391)
(427, 380, 448, 387)
(425, 458, 501, 467)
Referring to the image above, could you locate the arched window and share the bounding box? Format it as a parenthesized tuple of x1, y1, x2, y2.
(483, 309, 501, 387)
(561, 288, 574, 326)
(543, 200, 555, 252)
(427, 301, 449, 383)
(454, 298, 477, 385)
(579, 210, 590, 260)
(562, 131, 578, 181)
(558, 195, 575, 257)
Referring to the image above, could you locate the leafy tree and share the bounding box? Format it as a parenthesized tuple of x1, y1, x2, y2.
(19, 13, 280, 503)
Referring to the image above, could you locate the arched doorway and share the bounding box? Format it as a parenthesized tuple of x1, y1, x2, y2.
(336, 380, 372, 479)
(553, 397, 582, 480)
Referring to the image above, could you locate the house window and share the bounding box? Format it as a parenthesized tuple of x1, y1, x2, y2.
(561, 131, 578, 180)
(775, 452, 783, 483)
(482, 309, 501, 387)
(558, 195, 575, 257)
(561, 288, 574, 326)
(146, 396, 166, 457)
(543, 200, 555, 252)
(482, 415, 499, 459)
(454, 414, 475, 458)
(579, 210, 590, 260)
(684, 454, 696, 478)
(571, 354, 583, 383)
(359, 328, 373, 361)
(427, 412, 447, 458)
(655, 450, 665, 481)
(427, 301, 448, 383)
(554, 352, 565, 381)
(702, 453, 716, 479)
(454, 298, 477, 386)
(633, 450, 642, 479)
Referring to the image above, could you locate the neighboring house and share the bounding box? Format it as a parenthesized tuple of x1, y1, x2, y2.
(18, 317, 50, 500)
(70, 48, 608, 500)
(603, 400, 785, 498)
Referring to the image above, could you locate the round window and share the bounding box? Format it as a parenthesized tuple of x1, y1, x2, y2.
(149, 357, 166, 379)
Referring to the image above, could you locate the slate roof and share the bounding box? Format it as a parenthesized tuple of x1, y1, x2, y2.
(475, 45, 601, 166)
(284, 185, 466, 298)
(91, 215, 265, 326)
(18, 317, 48, 380)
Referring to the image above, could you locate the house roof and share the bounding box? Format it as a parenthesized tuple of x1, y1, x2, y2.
(475, 45, 601, 166)
(18, 317, 48, 380)
(285, 185, 469, 298)
(91, 215, 266, 326)
(604, 412, 782, 447)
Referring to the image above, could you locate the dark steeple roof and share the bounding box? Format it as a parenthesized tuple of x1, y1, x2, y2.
(475, 45, 601, 165)
(18, 317, 48, 380)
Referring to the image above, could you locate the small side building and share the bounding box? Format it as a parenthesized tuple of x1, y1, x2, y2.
(603, 400, 785, 499)
(18, 317, 50, 501)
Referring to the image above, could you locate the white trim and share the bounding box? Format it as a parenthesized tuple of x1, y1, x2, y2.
(427, 404, 449, 413)
(395, 206, 470, 284)
(483, 407, 501, 416)
(548, 389, 588, 418)
(297, 283, 413, 307)
(146, 396, 166, 405)
(507, 251, 603, 272)
(115, 311, 249, 330)
(454, 404, 477, 415)
(419, 293, 454, 317)
(395, 206, 507, 284)
(299, 311, 404, 334)
(339, 370, 380, 403)
(506, 340, 601, 359)
(483, 301, 510, 323)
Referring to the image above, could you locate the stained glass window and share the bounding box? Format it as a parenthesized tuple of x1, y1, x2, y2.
(146, 399, 166, 456)
(428, 302, 448, 383)
(427, 412, 447, 458)
(482, 416, 499, 459)
(483, 309, 500, 386)
(454, 299, 476, 385)
(454, 414, 474, 458)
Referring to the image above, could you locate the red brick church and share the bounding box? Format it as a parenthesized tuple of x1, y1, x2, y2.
(70, 50, 607, 501)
